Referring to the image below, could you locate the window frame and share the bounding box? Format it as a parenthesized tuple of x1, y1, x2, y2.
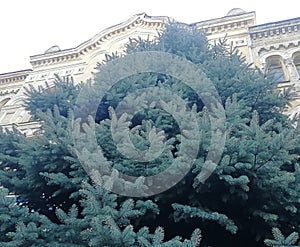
(293, 52, 300, 79)
(265, 55, 287, 83)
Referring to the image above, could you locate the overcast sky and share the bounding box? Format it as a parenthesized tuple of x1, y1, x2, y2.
(0, 0, 299, 74)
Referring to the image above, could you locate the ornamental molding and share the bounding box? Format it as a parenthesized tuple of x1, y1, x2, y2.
(194, 11, 256, 35)
(0, 69, 32, 85)
(0, 121, 42, 136)
(258, 40, 300, 55)
(29, 13, 167, 68)
(250, 17, 300, 41)
(0, 89, 19, 96)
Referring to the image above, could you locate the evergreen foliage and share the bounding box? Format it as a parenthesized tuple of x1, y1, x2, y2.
(0, 21, 299, 246)
(24, 75, 82, 119)
(264, 227, 300, 247)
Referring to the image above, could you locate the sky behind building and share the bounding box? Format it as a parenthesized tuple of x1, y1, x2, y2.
(1, 0, 299, 73)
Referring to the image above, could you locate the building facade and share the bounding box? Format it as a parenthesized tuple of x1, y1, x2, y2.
(0, 8, 299, 135)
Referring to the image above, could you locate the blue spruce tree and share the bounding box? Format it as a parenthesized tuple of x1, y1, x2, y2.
(0, 21, 299, 247)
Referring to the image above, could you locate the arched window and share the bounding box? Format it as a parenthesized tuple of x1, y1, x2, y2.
(293, 52, 300, 78)
(265, 55, 287, 82)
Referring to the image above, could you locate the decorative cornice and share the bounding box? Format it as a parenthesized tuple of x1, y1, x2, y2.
(0, 69, 32, 85)
(29, 13, 167, 68)
(250, 17, 300, 40)
(194, 11, 256, 35)
(258, 40, 300, 54)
